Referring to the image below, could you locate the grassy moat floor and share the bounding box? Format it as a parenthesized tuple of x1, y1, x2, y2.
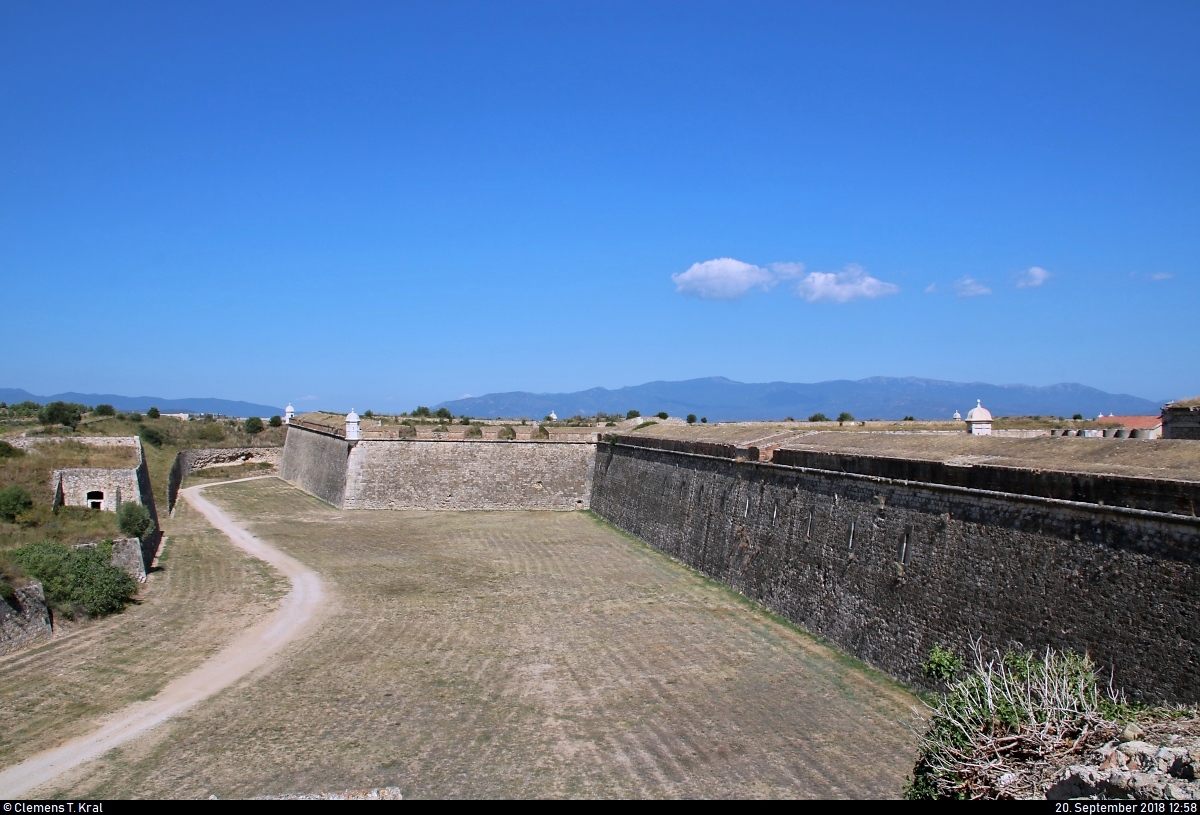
(12, 478, 920, 799)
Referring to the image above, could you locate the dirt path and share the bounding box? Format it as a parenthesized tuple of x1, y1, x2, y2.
(0, 477, 324, 798)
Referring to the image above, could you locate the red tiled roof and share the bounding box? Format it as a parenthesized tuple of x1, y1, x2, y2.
(1095, 415, 1162, 430)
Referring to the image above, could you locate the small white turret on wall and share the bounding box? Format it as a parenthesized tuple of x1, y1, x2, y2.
(284, 403, 295, 424)
(346, 409, 362, 440)
(964, 400, 993, 435)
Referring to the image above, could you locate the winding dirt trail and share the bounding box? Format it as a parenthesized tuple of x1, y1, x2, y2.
(0, 477, 324, 798)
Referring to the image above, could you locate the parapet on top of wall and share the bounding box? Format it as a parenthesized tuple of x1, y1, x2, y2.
(613, 434, 1200, 517)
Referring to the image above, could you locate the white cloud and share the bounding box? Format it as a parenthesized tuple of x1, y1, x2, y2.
(768, 261, 807, 280)
(1016, 266, 1051, 288)
(1150, 272, 1174, 281)
(954, 277, 992, 297)
(924, 283, 937, 294)
(671, 257, 779, 300)
(795, 264, 900, 303)
(300, 395, 318, 401)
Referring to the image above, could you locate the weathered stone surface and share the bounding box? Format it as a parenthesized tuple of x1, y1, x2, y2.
(0, 583, 53, 656)
(589, 439, 1200, 704)
(110, 537, 147, 583)
(343, 438, 596, 510)
(279, 425, 351, 507)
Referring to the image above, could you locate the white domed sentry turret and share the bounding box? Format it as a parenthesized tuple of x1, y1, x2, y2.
(284, 403, 295, 424)
(964, 399, 993, 435)
(549, 411, 557, 421)
(953, 409, 961, 421)
(345, 409, 361, 440)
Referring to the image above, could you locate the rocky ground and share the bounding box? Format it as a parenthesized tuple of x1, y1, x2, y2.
(1047, 722, 1200, 800)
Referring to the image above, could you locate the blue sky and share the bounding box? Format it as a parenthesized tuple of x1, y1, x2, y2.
(2, 1, 1196, 411)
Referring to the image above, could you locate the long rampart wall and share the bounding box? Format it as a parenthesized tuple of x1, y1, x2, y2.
(589, 438, 1200, 704)
(771, 448, 1200, 516)
(343, 438, 596, 510)
(280, 425, 351, 507)
(169, 446, 283, 511)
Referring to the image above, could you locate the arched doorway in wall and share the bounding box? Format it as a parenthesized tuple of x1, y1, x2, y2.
(87, 490, 104, 510)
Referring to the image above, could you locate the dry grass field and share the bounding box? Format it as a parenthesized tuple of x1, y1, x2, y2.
(0, 498, 286, 758)
(22, 478, 920, 799)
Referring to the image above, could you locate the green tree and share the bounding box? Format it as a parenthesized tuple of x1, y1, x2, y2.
(0, 485, 33, 521)
(903, 415, 915, 421)
(700, 417, 707, 423)
(94, 404, 116, 417)
(656, 411, 669, 420)
(837, 412, 855, 423)
(414, 406, 432, 417)
(626, 409, 640, 420)
(269, 415, 283, 428)
(686, 414, 697, 424)
(363, 410, 374, 418)
(1072, 413, 1084, 420)
(244, 416, 265, 434)
(434, 407, 452, 420)
(118, 502, 153, 539)
(146, 406, 160, 419)
(38, 401, 83, 429)
(808, 413, 829, 422)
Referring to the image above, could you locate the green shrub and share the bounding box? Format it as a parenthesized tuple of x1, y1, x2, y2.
(363, 410, 374, 418)
(139, 426, 167, 448)
(146, 406, 160, 419)
(269, 415, 282, 428)
(129, 413, 143, 423)
(0, 441, 24, 459)
(686, 414, 697, 424)
(1072, 413, 1084, 421)
(837, 412, 855, 422)
(117, 502, 153, 539)
(656, 411, 669, 420)
(244, 416, 264, 434)
(809, 413, 828, 422)
(460, 416, 472, 425)
(94, 404, 116, 417)
(12, 540, 137, 618)
(0, 485, 34, 521)
(434, 407, 452, 420)
(195, 422, 226, 442)
(414, 406, 432, 417)
(626, 409, 640, 420)
(38, 401, 84, 429)
(700, 417, 707, 423)
(922, 644, 963, 684)
(903, 415, 915, 421)
(498, 425, 516, 440)
(465, 425, 482, 438)
(634, 421, 658, 431)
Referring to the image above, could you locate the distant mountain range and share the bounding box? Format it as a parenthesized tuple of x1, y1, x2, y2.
(0, 388, 282, 418)
(437, 377, 1166, 422)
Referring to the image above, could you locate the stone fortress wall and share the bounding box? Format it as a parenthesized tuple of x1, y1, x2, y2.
(280, 423, 596, 510)
(343, 438, 596, 510)
(168, 446, 284, 512)
(590, 435, 1200, 705)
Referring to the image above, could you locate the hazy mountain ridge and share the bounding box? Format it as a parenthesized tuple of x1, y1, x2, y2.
(0, 388, 282, 418)
(437, 377, 1164, 421)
